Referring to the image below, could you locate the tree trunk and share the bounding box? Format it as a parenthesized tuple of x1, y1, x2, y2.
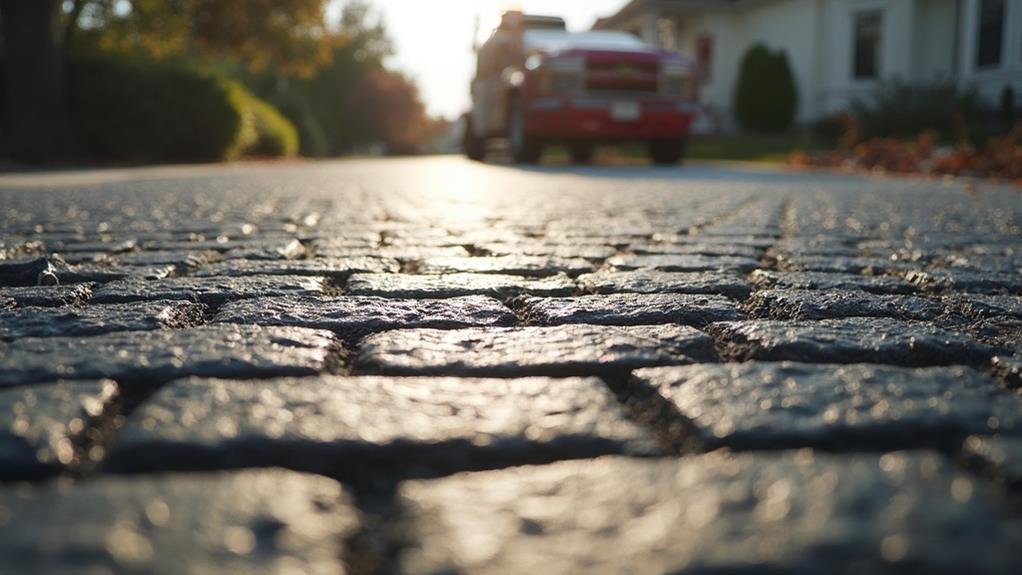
(0, 0, 67, 162)
(63, 0, 87, 49)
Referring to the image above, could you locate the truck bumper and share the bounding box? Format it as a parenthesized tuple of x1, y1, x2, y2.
(524, 96, 694, 141)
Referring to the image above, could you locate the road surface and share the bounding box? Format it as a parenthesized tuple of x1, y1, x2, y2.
(1, 157, 1021, 574)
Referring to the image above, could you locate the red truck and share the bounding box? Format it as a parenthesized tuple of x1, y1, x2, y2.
(463, 11, 697, 165)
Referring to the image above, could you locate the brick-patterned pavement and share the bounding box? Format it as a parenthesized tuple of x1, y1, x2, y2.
(1, 158, 1021, 573)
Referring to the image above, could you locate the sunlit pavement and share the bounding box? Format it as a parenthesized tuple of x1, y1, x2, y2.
(1, 156, 1021, 573)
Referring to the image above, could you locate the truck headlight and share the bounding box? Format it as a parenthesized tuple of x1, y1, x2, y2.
(540, 55, 586, 95)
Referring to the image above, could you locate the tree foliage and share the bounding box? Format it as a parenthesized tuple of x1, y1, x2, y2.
(349, 68, 428, 154)
(248, 1, 435, 156)
(1, 0, 437, 162)
(734, 44, 798, 133)
(65, 0, 337, 77)
(336, 0, 393, 64)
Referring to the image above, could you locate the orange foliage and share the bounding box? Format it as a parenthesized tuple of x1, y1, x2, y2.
(791, 121, 1022, 187)
(70, 0, 338, 78)
(348, 68, 431, 155)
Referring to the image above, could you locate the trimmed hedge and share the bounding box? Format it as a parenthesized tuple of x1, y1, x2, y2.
(238, 91, 299, 157)
(67, 56, 298, 163)
(68, 56, 244, 162)
(734, 44, 798, 133)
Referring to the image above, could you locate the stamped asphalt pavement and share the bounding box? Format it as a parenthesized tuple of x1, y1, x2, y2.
(1, 156, 1021, 573)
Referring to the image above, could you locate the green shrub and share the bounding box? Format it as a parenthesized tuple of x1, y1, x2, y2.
(274, 93, 331, 157)
(734, 44, 798, 133)
(66, 56, 299, 162)
(0, 60, 7, 156)
(850, 80, 982, 141)
(1001, 85, 1016, 129)
(236, 90, 299, 157)
(811, 113, 847, 145)
(67, 56, 245, 162)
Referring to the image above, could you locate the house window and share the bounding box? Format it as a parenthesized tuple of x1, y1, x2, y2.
(853, 11, 883, 80)
(976, 0, 1004, 68)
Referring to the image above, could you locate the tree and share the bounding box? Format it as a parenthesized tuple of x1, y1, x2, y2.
(734, 44, 798, 133)
(1, 0, 434, 162)
(348, 68, 429, 154)
(65, 0, 337, 78)
(256, 0, 401, 156)
(1, 0, 338, 162)
(0, 0, 69, 161)
(336, 0, 393, 64)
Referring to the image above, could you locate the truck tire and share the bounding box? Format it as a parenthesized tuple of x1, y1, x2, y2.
(569, 143, 594, 165)
(463, 114, 486, 162)
(508, 94, 542, 164)
(648, 139, 686, 166)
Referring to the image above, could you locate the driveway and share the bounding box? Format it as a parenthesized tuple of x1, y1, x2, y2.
(1, 156, 1021, 573)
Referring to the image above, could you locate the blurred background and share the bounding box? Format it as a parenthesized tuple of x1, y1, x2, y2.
(0, 0, 1018, 181)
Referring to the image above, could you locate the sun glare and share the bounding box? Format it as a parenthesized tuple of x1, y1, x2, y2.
(341, 0, 628, 119)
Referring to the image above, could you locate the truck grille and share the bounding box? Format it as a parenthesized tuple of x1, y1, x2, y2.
(585, 61, 659, 94)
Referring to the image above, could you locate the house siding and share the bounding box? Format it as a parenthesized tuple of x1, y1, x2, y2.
(736, 0, 820, 122)
(915, 0, 958, 81)
(816, 0, 919, 116)
(597, 0, 1021, 130)
(678, 0, 820, 129)
(958, 0, 1022, 104)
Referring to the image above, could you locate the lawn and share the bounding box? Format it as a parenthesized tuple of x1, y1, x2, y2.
(685, 134, 808, 163)
(543, 133, 830, 166)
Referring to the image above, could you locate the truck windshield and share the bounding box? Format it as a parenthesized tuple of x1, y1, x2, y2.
(522, 30, 650, 52)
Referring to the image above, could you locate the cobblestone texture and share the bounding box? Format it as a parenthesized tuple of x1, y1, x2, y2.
(190, 256, 399, 279)
(355, 324, 717, 377)
(55, 261, 177, 283)
(953, 294, 1022, 318)
(906, 269, 1022, 294)
(345, 272, 576, 298)
(91, 275, 326, 306)
(212, 295, 514, 340)
(710, 317, 996, 366)
(775, 254, 917, 274)
(0, 300, 207, 339)
(577, 269, 752, 298)
(1, 159, 1020, 572)
(631, 363, 1021, 451)
(749, 269, 916, 294)
(394, 452, 1022, 575)
(517, 293, 743, 327)
(0, 470, 359, 574)
(476, 241, 616, 259)
(0, 257, 59, 286)
(0, 325, 336, 387)
(417, 255, 595, 277)
(962, 435, 1022, 492)
(607, 253, 761, 273)
(106, 376, 657, 478)
(0, 283, 93, 307)
(0, 380, 118, 479)
(991, 356, 1022, 390)
(748, 289, 945, 321)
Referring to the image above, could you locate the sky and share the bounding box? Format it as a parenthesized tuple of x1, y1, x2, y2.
(327, 0, 629, 120)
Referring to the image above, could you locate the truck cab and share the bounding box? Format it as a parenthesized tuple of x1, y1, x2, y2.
(464, 11, 697, 165)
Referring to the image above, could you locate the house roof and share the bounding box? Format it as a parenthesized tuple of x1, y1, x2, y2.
(592, 0, 745, 30)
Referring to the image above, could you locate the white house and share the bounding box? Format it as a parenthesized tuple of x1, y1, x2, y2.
(594, 0, 1022, 131)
